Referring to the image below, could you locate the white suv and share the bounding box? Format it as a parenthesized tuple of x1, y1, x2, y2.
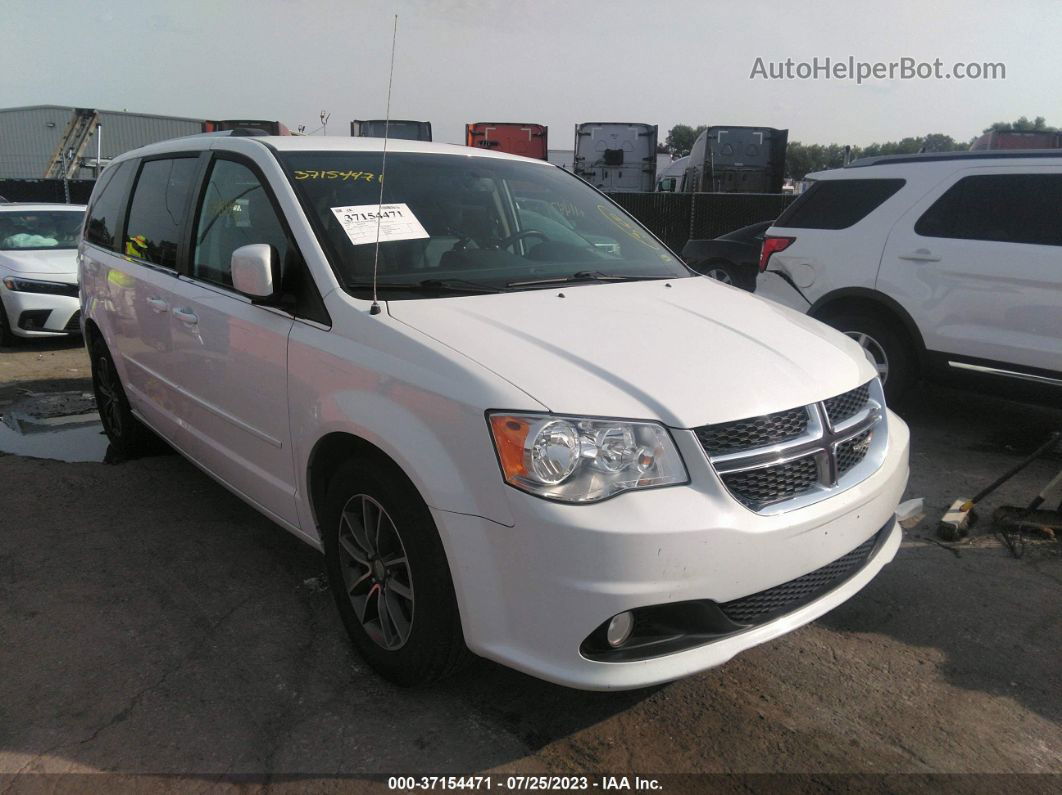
(756, 151, 1062, 403)
(79, 133, 909, 690)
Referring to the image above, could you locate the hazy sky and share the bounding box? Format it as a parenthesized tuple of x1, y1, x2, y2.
(4, 0, 1059, 147)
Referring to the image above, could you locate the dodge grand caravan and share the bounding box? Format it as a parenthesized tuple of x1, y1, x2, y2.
(79, 134, 909, 690)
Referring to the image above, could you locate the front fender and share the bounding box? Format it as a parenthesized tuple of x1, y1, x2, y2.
(287, 318, 544, 543)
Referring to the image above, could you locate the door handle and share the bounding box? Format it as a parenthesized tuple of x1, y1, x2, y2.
(172, 307, 198, 326)
(146, 296, 169, 313)
(898, 249, 941, 262)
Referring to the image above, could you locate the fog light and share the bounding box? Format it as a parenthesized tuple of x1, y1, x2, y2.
(606, 611, 634, 647)
(17, 309, 51, 331)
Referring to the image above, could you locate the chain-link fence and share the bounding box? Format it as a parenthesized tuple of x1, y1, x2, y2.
(689, 193, 796, 242)
(604, 193, 693, 252)
(0, 178, 96, 204)
(605, 191, 797, 253)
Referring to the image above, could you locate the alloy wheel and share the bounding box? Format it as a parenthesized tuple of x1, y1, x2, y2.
(95, 355, 124, 437)
(845, 331, 889, 383)
(337, 494, 415, 650)
(706, 267, 733, 285)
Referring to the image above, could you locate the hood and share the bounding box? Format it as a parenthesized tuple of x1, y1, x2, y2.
(388, 277, 877, 428)
(0, 248, 79, 277)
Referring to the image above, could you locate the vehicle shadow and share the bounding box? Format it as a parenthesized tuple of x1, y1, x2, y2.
(0, 450, 653, 777)
(2, 381, 1058, 777)
(819, 382, 1062, 726)
(0, 334, 84, 354)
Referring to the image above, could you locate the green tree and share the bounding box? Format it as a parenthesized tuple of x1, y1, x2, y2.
(984, 115, 1056, 132)
(665, 124, 707, 156)
(785, 142, 848, 179)
(786, 133, 966, 179)
(921, 133, 961, 152)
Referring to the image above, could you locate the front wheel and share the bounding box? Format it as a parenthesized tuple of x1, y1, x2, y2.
(0, 297, 17, 347)
(322, 458, 471, 686)
(822, 311, 915, 403)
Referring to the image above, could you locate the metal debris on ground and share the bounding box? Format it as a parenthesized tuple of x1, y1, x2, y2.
(993, 470, 1062, 559)
(938, 431, 1061, 541)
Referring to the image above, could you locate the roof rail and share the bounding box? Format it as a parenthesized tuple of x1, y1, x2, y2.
(846, 149, 1062, 168)
(181, 129, 271, 140)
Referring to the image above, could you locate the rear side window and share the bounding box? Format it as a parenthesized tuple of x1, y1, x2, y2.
(124, 157, 199, 268)
(775, 179, 905, 229)
(84, 161, 135, 250)
(915, 174, 1062, 246)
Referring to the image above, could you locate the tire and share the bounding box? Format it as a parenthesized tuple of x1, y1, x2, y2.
(700, 260, 738, 286)
(821, 311, 915, 403)
(88, 333, 159, 457)
(698, 260, 756, 292)
(0, 296, 18, 348)
(322, 457, 472, 686)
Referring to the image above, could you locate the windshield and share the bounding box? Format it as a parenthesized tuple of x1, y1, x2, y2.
(279, 152, 690, 299)
(0, 210, 85, 251)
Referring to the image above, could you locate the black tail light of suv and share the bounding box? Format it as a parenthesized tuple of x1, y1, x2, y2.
(759, 236, 795, 271)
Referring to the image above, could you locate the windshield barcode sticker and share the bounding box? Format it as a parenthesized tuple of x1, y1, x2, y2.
(330, 203, 429, 247)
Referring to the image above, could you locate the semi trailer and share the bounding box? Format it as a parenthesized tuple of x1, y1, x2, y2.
(683, 126, 788, 193)
(573, 122, 658, 192)
(466, 122, 548, 159)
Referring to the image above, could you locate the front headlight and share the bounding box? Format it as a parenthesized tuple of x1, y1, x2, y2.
(487, 413, 688, 503)
(2, 276, 78, 297)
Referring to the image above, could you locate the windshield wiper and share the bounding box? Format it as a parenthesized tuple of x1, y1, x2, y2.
(345, 278, 508, 295)
(506, 271, 671, 288)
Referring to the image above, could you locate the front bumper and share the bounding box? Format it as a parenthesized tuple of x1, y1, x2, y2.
(0, 282, 80, 337)
(433, 410, 909, 690)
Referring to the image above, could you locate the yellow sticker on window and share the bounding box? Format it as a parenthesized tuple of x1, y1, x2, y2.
(293, 170, 381, 182)
(596, 204, 658, 250)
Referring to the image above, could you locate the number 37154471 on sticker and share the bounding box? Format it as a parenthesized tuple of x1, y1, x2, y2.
(330, 202, 429, 247)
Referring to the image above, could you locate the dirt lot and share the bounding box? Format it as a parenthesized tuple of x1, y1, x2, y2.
(1, 339, 1060, 791)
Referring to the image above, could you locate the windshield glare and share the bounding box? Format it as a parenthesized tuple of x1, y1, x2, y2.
(280, 152, 690, 298)
(0, 210, 85, 251)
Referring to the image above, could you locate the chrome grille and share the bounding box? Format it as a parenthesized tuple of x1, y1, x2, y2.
(823, 383, 870, 426)
(695, 406, 808, 455)
(836, 429, 873, 475)
(697, 380, 887, 514)
(721, 456, 819, 508)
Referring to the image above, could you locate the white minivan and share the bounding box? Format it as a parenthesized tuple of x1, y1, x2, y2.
(79, 133, 909, 690)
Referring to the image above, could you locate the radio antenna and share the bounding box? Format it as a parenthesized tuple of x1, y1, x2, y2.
(369, 13, 399, 317)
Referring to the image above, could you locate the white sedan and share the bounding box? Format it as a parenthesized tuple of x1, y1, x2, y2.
(0, 203, 86, 345)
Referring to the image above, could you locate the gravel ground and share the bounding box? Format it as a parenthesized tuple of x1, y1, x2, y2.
(0, 339, 1059, 792)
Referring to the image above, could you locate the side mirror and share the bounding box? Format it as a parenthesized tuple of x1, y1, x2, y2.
(231, 244, 278, 300)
